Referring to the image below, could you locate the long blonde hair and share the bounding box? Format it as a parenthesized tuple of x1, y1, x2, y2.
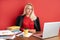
(22, 3, 37, 21)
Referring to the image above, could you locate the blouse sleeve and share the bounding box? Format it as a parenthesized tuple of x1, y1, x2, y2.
(34, 17, 41, 31)
(16, 16, 25, 31)
(16, 16, 23, 26)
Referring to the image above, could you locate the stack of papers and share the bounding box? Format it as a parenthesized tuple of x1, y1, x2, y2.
(0, 39, 6, 40)
(0, 30, 15, 39)
(12, 30, 22, 35)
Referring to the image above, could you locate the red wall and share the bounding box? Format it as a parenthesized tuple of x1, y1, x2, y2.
(0, 0, 60, 30)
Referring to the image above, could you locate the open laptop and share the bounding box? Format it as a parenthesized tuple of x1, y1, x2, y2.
(33, 22, 60, 39)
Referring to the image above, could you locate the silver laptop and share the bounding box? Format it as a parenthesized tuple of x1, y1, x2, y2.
(33, 22, 60, 39)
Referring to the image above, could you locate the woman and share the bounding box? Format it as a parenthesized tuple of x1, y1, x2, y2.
(16, 3, 41, 33)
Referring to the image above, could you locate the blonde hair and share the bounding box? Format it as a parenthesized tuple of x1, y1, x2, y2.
(22, 3, 37, 21)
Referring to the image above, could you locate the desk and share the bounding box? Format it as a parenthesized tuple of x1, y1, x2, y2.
(14, 32, 60, 40)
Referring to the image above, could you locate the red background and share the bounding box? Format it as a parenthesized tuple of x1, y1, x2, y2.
(0, 0, 60, 30)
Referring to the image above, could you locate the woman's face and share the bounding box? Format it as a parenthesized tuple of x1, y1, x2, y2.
(26, 5, 33, 16)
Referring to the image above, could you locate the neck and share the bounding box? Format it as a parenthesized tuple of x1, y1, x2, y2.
(26, 15, 30, 17)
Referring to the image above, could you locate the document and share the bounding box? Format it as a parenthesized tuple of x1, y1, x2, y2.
(16, 32, 33, 37)
(0, 30, 15, 39)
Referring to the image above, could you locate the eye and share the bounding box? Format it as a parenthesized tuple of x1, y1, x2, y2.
(27, 8, 29, 9)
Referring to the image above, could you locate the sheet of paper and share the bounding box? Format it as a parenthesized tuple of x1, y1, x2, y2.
(25, 32, 33, 37)
(0, 35, 15, 39)
(0, 30, 14, 35)
(0, 39, 6, 40)
(12, 30, 22, 35)
(0, 30, 15, 39)
(16, 32, 33, 37)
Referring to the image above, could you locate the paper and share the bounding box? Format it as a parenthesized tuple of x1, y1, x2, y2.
(0, 35, 15, 39)
(16, 32, 33, 37)
(0, 39, 6, 40)
(0, 30, 14, 35)
(0, 30, 15, 39)
(23, 32, 33, 37)
(12, 30, 22, 35)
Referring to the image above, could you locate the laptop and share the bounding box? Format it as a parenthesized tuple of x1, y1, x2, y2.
(33, 22, 60, 39)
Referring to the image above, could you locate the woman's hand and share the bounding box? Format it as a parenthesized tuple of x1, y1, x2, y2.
(28, 29, 36, 33)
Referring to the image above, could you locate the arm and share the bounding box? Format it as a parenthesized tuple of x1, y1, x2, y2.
(28, 17, 41, 33)
(16, 16, 25, 31)
(16, 16, 20, 26)
(34, 17, 41, 31)
(16, 16, 23, 26)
